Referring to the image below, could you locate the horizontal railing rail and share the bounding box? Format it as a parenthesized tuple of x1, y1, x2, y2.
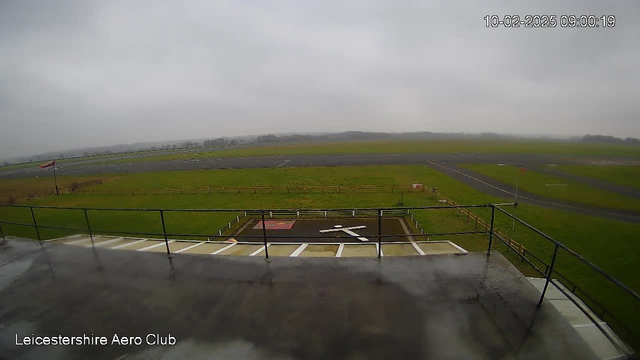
(493, 205, 637, 354)
(0, 202, 636, 354)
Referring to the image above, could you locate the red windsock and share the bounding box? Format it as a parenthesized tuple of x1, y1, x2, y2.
(39, 160, 56, 168)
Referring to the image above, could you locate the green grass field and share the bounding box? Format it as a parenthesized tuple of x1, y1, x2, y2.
(461, 164, 640, 213)
(1, 164, 639, 346)
(0, 149, 177, 172)
(66, 139, 640, 168)
(0, 174, 118, 204)
(553, 164, 640, 190)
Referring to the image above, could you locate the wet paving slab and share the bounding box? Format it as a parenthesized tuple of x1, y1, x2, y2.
(266, 244, 300, 257)
(417, 241, 465, 255)
(0, 237, 597, 360)
(298, 244, 338, 257)
(146, 241, 195, 253)
(341, 244, 378, 257)
(179, 242, 229, 254)
(382, 243, 420, 256)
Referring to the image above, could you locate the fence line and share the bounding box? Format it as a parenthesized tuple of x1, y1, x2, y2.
(426, 190, 528, 255)
(0, 202, 636, 352)
(62, 184, 431, 196)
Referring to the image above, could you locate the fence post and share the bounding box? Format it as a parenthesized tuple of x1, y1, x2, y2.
(377, 209, 382, 260)
(29, 207, 42, 242)
(487, 206, 495, 255)
(159, 210, 171, 258)
(261, 211, 269, 260)
(537, 244, 559, 307)
(83, 209, 94, 246)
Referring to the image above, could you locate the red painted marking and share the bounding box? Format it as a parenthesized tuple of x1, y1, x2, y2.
(253, 220, 296, 230)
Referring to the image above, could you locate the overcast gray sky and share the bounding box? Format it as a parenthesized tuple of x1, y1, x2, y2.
(1, 1, 639, 158)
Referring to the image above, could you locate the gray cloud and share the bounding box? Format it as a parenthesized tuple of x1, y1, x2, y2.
(1, 0, 639, 158)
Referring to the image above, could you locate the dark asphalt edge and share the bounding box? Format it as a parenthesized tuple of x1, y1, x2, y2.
(426, 161, 640, 223)
(519, 164, 640, 200)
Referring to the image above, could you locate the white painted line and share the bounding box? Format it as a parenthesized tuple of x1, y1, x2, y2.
(290, 243, 309, 257)
(573, 322, 608, 329)
(319, 226, 366, 233)
(211, 243, 236, 255)
(90, 237, 124, 247)
(46, 234, 84, 242)
(138, 240, 174, 251)
(175, 242, 205, 253)
(65, 237, 93, 245)
(376, 243, 384, 257)
(250, 244, 270, 256)
(276, 159, 291, 168)
(336, 243, 345, 257)
(428, 161, 636, 219)
(446, 240, 468, 254)
(343, 229, 369, 241)
(112, 239, 147, 249)
(412, 242, 426, 255)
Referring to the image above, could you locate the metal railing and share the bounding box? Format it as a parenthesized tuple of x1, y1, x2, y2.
(43, 184, 432, 196)
(492, 205, 637, 355)
(0, 202, 637, 353)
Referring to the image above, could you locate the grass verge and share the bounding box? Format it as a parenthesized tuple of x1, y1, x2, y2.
(461, 164, 640, 213)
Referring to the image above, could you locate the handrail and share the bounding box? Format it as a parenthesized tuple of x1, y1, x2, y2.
(0, 201, 635, 351)
(493, 205, 640, 304)
(0, 203, 501, 212)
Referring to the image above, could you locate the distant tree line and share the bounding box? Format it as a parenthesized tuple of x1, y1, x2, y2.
(5, 131, 640, 167)
(582, 135, 640, 145)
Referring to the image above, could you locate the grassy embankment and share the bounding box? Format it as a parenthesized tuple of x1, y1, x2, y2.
(461, 164, 640, 213)
(552, 164, 640, 190)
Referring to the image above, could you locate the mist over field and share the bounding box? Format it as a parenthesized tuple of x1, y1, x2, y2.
(1, 0, 640, 159)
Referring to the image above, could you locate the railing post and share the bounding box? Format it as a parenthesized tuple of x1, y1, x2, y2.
(30, 206, 41, 242)
(0, 219, 5, 241)
(487, 205, 495, 255)
(159, 210, 171, 258)
(538, 244, 560, 307)
(83, 209, 94, 246)
(377, 209, 382, 260)
(261, 210, 269, 260)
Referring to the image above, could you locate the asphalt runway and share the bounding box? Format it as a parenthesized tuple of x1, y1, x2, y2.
(0, 152, 610, 178)
(427, 162, 640, 223)
(2, 152, 639, 222)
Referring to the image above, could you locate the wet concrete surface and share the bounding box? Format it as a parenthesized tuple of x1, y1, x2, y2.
(0, 237, 596, 360)
(428, 162, 640, 223)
